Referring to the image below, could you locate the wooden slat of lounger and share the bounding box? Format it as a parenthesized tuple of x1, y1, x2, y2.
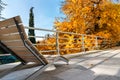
(15, 54, 33, 57)
(13, 50, 39, 57)
(12, 49, 40, 62)
(16, 24, 48, 63)
(1, 37, 46, 63)
(19, 55, 39, 59)
(19, 25, 28, 39)
(13, 51, 35, 57)
(25, 40, 49, 64)
(13, 50, 33, 55)
(0, 26, 18, 35)
(8, 47, 27, 51)
(5, 44, 41, 62)
(25, 40, 49, 63)
(3, 41, 24, 46)
(16, 54, 40, 62)
(16, 53, 40, 62)
(16, 54, 34, 57)
(13, 49, 31, 53)
(11, 47, 41, 60)
(0, 16, 48, 64)
(23, 58, 40, 62)
(0, 34, 21, 41)
(8, 46, 25, 49)
(0, 16, 22, 28)
(18, 56, 40, 62)
(22, 55, 38, 59)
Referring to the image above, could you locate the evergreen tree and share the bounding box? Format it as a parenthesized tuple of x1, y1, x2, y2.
(0, 0, 6, 54)
(0, 0, 6, 20)
(28, 7, 36, 43)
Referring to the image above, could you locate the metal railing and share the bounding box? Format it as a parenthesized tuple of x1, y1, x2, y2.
(24, 26, 114, 56)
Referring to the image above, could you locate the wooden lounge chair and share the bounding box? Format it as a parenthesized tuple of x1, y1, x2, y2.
(0, 16, 69, 80)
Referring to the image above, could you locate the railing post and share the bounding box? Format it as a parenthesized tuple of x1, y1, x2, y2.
(110, 39, 112, 48)
(81, 34, 85, 53)
(95, 36, 98, 49)
(56, 31, 60, 56)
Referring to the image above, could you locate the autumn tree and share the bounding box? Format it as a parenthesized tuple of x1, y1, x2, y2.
(36, 0, 120, 55)
(54, 0, 120, 42)
(28, 7, 36, 43)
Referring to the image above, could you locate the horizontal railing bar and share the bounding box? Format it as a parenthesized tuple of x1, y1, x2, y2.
(23, 26, 113, 56)
(60, 48, 81, 51)
(34, 42, 103, 46)
(59, 32, 82, 36)
(28, 35, 56, 38)
(28, 36, 99, 41)
(0, 54, 11, 57)
(28, 36, 101, 40)
(25, 26, 104, 38)
(58, 37, 81, 40)
(28, 36, 46, 38)
(84, 46, 97, 48)
(33, 43, 56, 46)
(59, 42, 101, 45)
(25, 26, 56, 32)
(84, 43, 98, 44)
(27, 36, 103, 41)
(59, 43, 82, 45)
(39, 50, 57, 53)
(58, 38, 97, 41)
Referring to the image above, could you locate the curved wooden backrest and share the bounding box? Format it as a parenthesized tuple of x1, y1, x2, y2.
(0, 16, 48, 65)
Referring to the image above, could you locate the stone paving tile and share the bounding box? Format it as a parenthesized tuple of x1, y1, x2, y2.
(1, 47, 120, 80)
(94, 75, 120, 80)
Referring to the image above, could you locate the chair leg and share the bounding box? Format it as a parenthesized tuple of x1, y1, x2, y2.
(54, 56, 69, 65)
(0, 63, 24, 78)
(26, 56, 69, 80)
(25, 63, 52, 80)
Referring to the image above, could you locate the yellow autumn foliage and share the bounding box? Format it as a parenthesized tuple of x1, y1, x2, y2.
(36, 0, 120, 55)
(55, 0, 120, 42)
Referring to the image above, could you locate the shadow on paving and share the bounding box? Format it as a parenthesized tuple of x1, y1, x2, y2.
(89, 52, 120, 69)
(73, 50, 114, 63)
(34, 64, 94, 80)
(71, 49, 120, 68)
(94, 75, 120, 80)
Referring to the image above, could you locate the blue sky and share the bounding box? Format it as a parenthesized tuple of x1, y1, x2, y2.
(2, 0, 65, 29)
(2, 0, 118, 29)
